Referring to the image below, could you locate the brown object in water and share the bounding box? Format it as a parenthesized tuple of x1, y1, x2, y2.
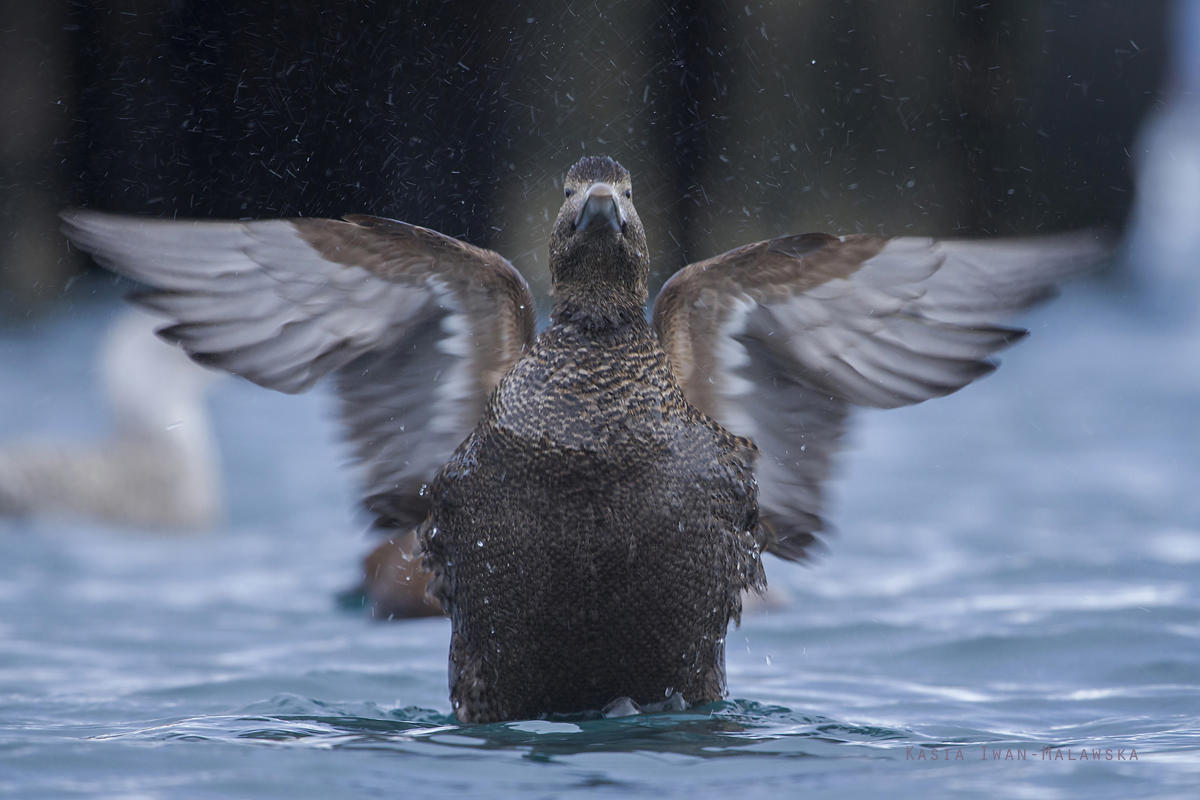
(359, 531, 443, 620)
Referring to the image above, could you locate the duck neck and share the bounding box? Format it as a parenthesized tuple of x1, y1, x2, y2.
(549, 283, 648, 333)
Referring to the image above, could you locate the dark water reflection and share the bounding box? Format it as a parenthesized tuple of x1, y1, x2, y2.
(94, 694, 916, 768)
(104, 696, 906, 758)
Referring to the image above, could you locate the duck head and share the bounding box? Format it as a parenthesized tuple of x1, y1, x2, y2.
(548, 156, 649, 326)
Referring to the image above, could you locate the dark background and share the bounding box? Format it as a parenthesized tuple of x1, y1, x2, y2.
(0, 0, 1170, 313)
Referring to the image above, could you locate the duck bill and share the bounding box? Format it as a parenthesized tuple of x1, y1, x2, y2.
(574, 182, 626, 235)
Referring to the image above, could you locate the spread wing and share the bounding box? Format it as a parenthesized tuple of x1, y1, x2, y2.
(652, 230, 1109, 560)
(60, 209, 536, 529)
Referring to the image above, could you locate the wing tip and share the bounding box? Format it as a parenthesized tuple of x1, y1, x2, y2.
(58, 206, 101, 243)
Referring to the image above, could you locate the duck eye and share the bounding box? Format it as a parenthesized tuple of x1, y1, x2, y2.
(624, 189, 631, 198)
(564, 189, 574, 198)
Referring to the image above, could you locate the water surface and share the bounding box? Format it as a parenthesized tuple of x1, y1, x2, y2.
(1, 280, 1197, 798)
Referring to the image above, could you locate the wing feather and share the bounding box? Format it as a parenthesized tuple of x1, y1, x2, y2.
(60, 209, 536, 529)
(653, 229, 1109, 560)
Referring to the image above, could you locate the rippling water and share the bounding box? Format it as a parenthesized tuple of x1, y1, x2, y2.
(2, 277, 1198, 798)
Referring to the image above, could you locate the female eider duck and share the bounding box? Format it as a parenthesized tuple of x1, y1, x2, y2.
(61, 156, 1107, 722)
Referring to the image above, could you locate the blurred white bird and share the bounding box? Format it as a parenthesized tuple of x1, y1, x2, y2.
(0, 307, 225, 529)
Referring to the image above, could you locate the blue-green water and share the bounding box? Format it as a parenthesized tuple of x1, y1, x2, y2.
(2, 280, 1198, 798)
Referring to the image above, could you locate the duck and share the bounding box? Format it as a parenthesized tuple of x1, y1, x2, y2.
(60, 155, 1108, 722)
(0, 306, 224, 529)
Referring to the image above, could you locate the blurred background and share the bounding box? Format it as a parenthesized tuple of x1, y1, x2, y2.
(3, 3, 1200, 797)
(0, 0, 1173, 310)
(3, 0, 1181, 531)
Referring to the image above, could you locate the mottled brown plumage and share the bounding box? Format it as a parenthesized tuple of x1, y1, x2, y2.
(420, 158, 763, 721)
(59, 155, 1110, 724)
